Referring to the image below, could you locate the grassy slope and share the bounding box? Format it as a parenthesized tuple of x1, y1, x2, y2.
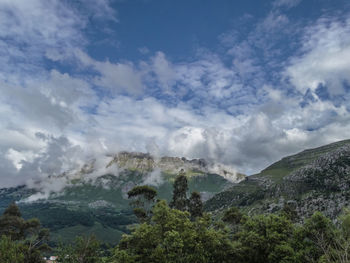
(253, 139, 350, 183)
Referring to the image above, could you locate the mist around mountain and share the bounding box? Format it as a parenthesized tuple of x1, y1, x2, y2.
(0, 152, 244, 245)
(1, 138, 350, 248)
(2, 139, 350, 262)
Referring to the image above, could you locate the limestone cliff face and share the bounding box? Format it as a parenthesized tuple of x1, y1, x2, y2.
(106, 152, 245, 183)
(277, 145, 350, 219)
(283, 145, 350, 194)
(107, 152, 156, 172)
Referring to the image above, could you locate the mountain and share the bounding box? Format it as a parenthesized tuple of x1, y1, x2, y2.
(0, 152, 244, 245)
(4, 140, 350, 246)
(205, 139, 350, 221)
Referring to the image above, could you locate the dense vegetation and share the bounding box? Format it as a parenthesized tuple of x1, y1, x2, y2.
(110, 202, 350, 263)
(4, 202, 350, 262)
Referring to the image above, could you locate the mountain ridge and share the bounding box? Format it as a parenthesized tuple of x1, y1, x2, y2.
(205, 139, 350, 221)
(106, 151, 245, 182)
(2, 140, 350, 245)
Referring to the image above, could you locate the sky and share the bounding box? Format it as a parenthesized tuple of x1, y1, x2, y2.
(1, 0, 350, 188)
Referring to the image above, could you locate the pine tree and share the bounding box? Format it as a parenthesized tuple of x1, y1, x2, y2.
(189, 191, 203, 219)
(0, 202, 26, 240)
(170, 169, 189, 211)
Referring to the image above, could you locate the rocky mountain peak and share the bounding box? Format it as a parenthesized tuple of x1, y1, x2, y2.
(106, 151, 245, 183)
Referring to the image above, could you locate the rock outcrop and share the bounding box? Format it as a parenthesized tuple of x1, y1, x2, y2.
(106, 151, 245, 183)
(205, 141, 350, 221)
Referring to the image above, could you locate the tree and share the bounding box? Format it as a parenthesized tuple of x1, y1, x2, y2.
(222, 207, 243, 225)
(281, 202, 298, 222)
(0, 202, 50, 263)
(112, 200, 236, 263)
(292, 212, 336, 262)
(0, 202, 25, 240)
(170, 169, 189, 211)
(127, 185, 157, 222)
(235, 214, 296, 263)
(188, 191, 203, 219)
(0, 235, 25, 263)
(306, 210, 350, 263)
(57, 235, 102, 263)
(22, 218, 50, 263)
(327, 210, 350, 263)
(127, 186, 157, 202)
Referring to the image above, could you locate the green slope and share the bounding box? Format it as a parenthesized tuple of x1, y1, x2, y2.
(254, 139, 350, 182)
(205, 139, 350, 212)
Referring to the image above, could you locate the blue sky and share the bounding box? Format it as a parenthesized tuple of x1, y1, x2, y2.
(1, 0, 350, 188)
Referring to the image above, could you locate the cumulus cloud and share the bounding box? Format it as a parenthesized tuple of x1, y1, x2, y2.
(0, 133, 82, 188)
(0, 0, 349, 192)
(286, 16, 350, 97)
(0, 0, 85, 77)
(151, 52, 177, 93)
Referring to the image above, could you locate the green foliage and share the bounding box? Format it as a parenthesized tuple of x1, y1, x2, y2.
(297, 210, 350, 263)
(222, 206, 243, 225)
(339, 208, 350, 239)
(127, 186, 157, 201)
(0, 202, 26, 240)
(0, 235, 25, 263)
(57, 235, 102, 263)
(170, 170, 189, 211)
(0, 203, 50, 263)
(112, 200, 235, 263)
(21, 203, 95, 231)
(22, 219, 50, 263)
(291, 212, 335, 263)
(235, 214, 295, 263)
(281, 202, 298, 222)
(3, 202, 22, 217)
(188, 191, 203, 219)
(94, 211, 136, 229)
(132, 208, 147, 223)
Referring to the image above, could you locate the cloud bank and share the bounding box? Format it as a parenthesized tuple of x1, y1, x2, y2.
(0, 0, 350, 190)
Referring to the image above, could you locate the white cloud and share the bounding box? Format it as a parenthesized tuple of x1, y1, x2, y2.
(0, 0, 85, 75)
(286, 16, 350, 96)
(82, 0, 118, 22)
(273, 0, 302, 9)
(0, 0, 349, 191)
(151, 52, 177, 93)
(94, 60, 145, 95)
(66, 49, 146, 95)
(142, 169, 164, 187)
(260, 11, 289, 31)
